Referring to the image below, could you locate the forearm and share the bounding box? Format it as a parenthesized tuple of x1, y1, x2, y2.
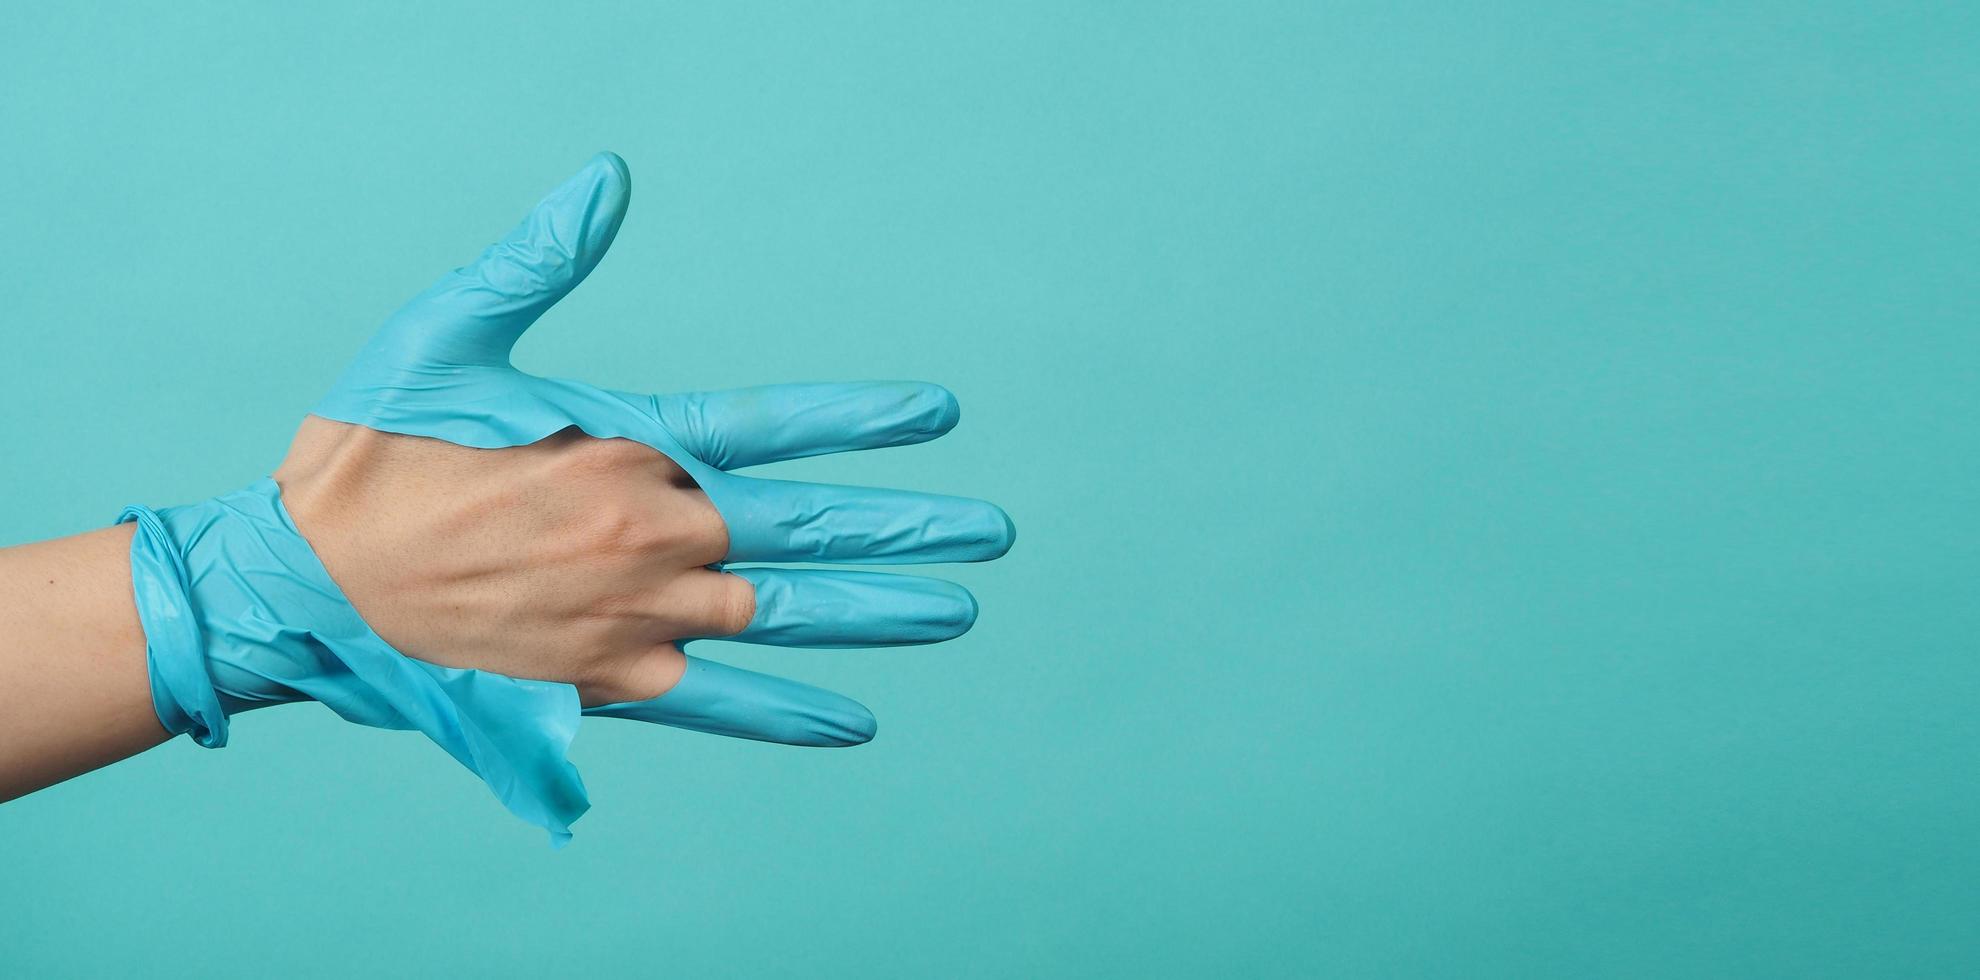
(0, 524, 168, 799)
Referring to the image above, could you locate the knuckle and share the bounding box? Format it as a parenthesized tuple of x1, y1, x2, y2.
(570, 436, 648, 469)
(676, 497, 731, 565)
(579, 505, 664, 556)
(711, 576, 757, 635)
(556, 436, 667, 485)
(584, 643, 686, 707)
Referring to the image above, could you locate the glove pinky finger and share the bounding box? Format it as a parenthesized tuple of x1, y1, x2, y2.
(581, 655, 876, 747)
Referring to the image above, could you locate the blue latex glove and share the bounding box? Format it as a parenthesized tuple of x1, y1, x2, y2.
(122, 152, 1013, 843)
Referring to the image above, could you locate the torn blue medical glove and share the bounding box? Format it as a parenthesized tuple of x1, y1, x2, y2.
(120, 483, 588, 844)
(124, 152, 1012, 843)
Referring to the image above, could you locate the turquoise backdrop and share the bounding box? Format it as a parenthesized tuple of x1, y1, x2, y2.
(2, 3, 1975, 977)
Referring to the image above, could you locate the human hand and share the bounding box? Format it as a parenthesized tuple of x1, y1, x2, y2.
(294, 151, 1013, 744)
(116, 153, 1012, 841)
(275, 400, 990, 717)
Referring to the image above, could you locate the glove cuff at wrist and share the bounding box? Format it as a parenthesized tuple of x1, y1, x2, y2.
(119, 504, 229, 748)
(116, 482, 590, 845)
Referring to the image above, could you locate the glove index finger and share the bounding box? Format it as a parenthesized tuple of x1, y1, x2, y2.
(659, 381, 961, 470)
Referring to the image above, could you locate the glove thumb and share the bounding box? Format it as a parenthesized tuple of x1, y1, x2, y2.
(372, 152, 631, 368)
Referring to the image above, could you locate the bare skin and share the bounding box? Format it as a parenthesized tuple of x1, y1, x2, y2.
(0, 414, 753, 800)
(274, 415, 749, 707)
(0, 522, 161, 798)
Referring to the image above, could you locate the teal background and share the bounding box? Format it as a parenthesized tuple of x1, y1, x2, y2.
(2, 2, 1975, 976)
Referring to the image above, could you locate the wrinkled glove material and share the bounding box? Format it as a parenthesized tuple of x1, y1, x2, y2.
(121, 481, 588, 845)
(120, 152, 1008, 845)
